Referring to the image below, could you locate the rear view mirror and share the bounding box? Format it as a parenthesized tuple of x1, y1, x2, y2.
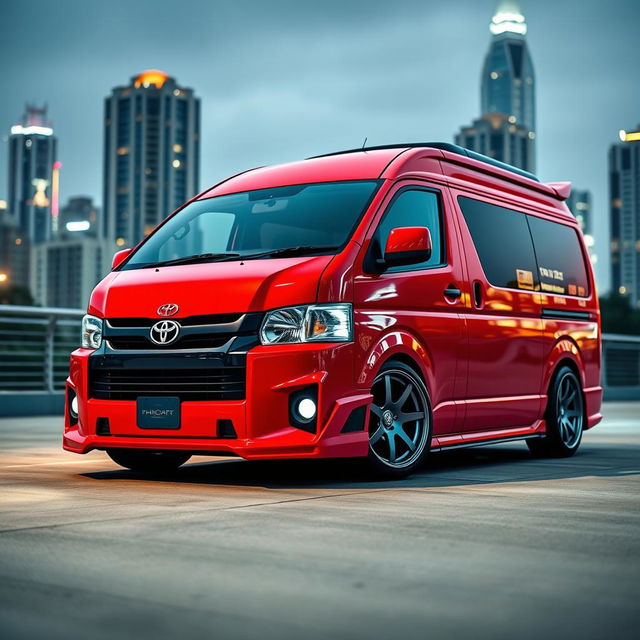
(111, 248, 132, 270)
(380, 226, 432, 269)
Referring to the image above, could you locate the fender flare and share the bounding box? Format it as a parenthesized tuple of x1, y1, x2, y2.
(543, 336, 585, 394)
(356, 328, 434, 395)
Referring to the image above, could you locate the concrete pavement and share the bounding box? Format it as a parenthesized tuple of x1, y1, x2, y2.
(1, 403, 639, 640)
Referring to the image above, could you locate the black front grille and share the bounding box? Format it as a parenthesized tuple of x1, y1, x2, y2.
(90, 366, 246, 401)
(103, 312, 263, 352)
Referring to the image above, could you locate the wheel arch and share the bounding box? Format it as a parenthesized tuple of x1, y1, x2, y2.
(356, 329, 434, 399)
(543, 337, 586, 394)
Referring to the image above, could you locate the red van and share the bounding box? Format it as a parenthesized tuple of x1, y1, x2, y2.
(64, 143, 602, 477)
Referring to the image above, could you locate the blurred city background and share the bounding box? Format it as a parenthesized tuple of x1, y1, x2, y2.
(0, 0, 638, 412)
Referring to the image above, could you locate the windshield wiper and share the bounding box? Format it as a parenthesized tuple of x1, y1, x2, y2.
(235, 246, 338, 261)
(143, 252, 242, 268)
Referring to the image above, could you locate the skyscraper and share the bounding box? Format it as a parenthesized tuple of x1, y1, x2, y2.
(102, 70, 200, 252)
(455, 113, 534, 173)
(4, 105, 58, 288)
(481, 1, 535, 133)
(7, 105, 58, 245)
(610, 126, 640, 308)
(567, 189, 596, 265)
(30, 237, 104, 308)
(59, 196, 99, 239)
(455, 1, 536, 173)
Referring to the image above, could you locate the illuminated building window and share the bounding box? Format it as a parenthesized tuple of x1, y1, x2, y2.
(173, 144, 183, 153)
(172, 159, 181, 168)
(117, 146, 129, 155)
(490, 71, 499, 79)
(116, 237, 126, 247)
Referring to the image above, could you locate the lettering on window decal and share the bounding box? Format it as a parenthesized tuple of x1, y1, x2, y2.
(568, 284, 577, 296)
(541, 282, 565, 294)
(539, 267, 564, 281)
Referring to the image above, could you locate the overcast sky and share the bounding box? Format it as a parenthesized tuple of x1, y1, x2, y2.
(1, 0, 638, 290)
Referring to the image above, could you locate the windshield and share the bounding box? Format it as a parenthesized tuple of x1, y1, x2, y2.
(120, 180, 381, 270)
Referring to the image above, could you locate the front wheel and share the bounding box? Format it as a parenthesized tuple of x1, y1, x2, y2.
(528, 365, 584, 458)
(367, 361, 432, 478)
(106, 449, 191, 473)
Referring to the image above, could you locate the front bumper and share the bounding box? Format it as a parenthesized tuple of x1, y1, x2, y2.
(64, 343, 371, 460)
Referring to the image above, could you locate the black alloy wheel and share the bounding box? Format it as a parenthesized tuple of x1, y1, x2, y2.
(528, 365, 584, 457)
(367, 360, 432, 477)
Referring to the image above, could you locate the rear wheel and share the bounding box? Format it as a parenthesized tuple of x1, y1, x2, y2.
(367, 361, 432, 478)
(527, 365, 584, 457)
(106, 449, 191, 473)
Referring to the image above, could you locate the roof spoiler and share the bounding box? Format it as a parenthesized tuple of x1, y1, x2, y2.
(546, 182, 571, 200)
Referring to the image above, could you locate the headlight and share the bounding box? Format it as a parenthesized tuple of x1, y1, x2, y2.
(81, 314, 103, 349)
(260, 304, 352, 345)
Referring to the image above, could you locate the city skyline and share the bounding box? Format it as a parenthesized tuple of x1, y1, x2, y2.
(1, 0, 638, 291)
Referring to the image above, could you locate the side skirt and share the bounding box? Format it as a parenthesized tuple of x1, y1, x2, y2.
(432, 433, 545, 453)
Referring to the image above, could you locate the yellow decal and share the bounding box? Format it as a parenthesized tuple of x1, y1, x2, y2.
(516, 269, 534, 290)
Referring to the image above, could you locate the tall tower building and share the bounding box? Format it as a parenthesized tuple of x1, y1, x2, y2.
(455, 1, 536, 173)
(481, 1, 535, 133)
(610, 126, 640, 308)
(102, 70, 200, 251)
(567, 189, 596, 265)
(7, 105, 58, 244)
(455, 113, 534, 174)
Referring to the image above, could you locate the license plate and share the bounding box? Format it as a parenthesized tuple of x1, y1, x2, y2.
(137, 397, 180, 430)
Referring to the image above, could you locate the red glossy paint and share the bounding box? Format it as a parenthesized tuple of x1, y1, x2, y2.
(385, 226, 432, 255)
(64, 145, 602, 466)
(111, 248, 131, 270)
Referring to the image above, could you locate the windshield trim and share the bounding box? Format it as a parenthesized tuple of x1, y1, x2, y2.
(116, 179, 383, 271)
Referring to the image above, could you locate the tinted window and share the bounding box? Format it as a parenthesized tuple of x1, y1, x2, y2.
(527, 216, 590, 297)
(458, 197, 538, 291)
(374, 189, 443, 271)
(123, 180, 380, 270)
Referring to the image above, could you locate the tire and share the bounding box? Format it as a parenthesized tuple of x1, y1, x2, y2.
(106, 448, 191, 473)
(367, 360, 432, 478)
(527, 365, 584, 458)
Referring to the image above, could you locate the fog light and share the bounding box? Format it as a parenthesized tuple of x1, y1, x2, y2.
(289, 385, 319, 433)
(297, 398, 317, 421)
(71, 395, 79, 418)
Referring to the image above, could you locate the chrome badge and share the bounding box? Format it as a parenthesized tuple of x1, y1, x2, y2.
(149, 320, 180, 345)
(157, 303, 179, 317)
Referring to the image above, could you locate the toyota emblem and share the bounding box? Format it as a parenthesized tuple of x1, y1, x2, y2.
(157, 303, 179, 317)
(149, 320, 180, 345)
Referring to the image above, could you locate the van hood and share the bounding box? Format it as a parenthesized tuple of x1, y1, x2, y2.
(88, 255, 334, 318)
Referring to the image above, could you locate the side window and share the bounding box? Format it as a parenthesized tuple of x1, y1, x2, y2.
(527, 216, 590, 297)
(374, 189, 444, 271)
(458, 196, 538, 291)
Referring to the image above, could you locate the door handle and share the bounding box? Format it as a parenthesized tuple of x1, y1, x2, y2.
(443, 286, 462, 299)
(472, 280, 483, 308)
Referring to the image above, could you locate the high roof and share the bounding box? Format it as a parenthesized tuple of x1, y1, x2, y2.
(199, 143, 568, 205)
